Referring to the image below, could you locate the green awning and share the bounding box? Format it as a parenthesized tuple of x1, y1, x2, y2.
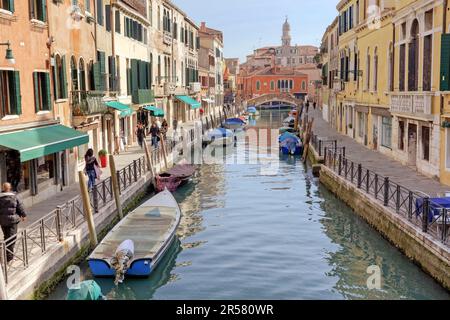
(175, 95, 201, 109)
(0, 125, 89, 162)
(105, 101, 132, 117)
(143, 105, 165, 117)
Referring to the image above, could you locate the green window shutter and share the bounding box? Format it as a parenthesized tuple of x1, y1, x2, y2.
(131, 59, 139, 93)
(61, 55, 68, 98)
(98, 51, 106, 91)
(93, 62, 101, 91)
(44, 73, 52, 110)
(8, 0, 14, 12)
(126, 68, 131, 95)
(440, 34, 450, 91)
(41, 0, 47, 22)
(139, 60, 146, 89)
(33, 72, 40, 112)
(13, 71, 22, 115)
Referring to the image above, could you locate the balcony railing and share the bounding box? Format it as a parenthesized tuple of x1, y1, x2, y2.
(132, 89, 155, 105)
(390, 93, 432, 116)
(71, 91, 108, 116)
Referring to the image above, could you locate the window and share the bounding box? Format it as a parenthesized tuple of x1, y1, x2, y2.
(270, 81, 275, 91)
(423, 34, 432, 91)
(302, 81, 306, 90)
(373, 48, 378, 91)
(79, 58, 86, 91)
(96, 0, 103, 26)
(0, 0, 14, 12)
(36, 155, 55, 185)
(148, 1, 152, 26)
(70, 56, 78, 92)
(29, 0, 47, 22)
(157, 6, 160, 30)
(408, 20, 419, 91)
(53, 55, 68, 100)
(399, 44, 406, 91)
(115, 10, 121, 33)
(422, 126, 430, 161)
(398, 120, 405, 150)
(256, 80, 260, 91)
(0, 70, 21, 117)
(365, 51, 370, 90)
(381, 116, 392, 148)
(85, 0, 90, 13)
(105, 5, 111, 31)
(33, 72, 51, 112)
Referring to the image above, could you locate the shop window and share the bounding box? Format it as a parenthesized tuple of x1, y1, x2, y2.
(0, 70, 21, 117)
(5, 150, 30, 193)
(33, 72, 52, 112)
(398, 120, 405, 150)
(29, 0, 47, 22)
(36, 155, 55, 186)
(422, 126, 430, 161)
(381, 116, 392, 148)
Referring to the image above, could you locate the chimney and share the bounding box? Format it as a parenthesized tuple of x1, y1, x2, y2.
(200, 22, 206, 31)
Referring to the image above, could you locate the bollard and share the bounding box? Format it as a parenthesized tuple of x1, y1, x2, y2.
(78, 171, 98, 246)
(0, 263, 7, 300)
(109, 156, 123, 220)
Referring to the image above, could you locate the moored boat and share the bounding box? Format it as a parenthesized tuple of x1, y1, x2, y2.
(279, 132, 303, 155)
(204, 128, 234, 146)
(247, 106, 259, 116)
(283, 116, 295, 128)
(155, 161, 196, 192)
(88, 189, 182, 282)
(224, 117, 246, 130)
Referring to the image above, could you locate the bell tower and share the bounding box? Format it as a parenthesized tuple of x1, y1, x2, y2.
(282, 17, 291, 47)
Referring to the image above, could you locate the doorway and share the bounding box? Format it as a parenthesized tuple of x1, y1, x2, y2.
(408, 123, 417, 166)
(373, 118, 378, 151)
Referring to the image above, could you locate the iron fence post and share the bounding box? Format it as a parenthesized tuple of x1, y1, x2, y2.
(357, 164, 362, 188)
(442, 208, 448, 243)
(318, 140, 322, 157)
(351, 162, 354, 183)
(338, 154, 342, 175)
(102, 180, 106, 205)
(40, 219, 46, 253)
(396, 185, 401, 213)
(422, 197, 429, 233)
(56, 206, 63, 241)
(344, 159, 348, 179)
(334, 140, 337, 150)
(383, 177, 389, 207)
(408, 191, 413, 219)
(374, 174, 379, 199)
(333, 151, 337, 171)
(366, 170, 370, 194)
(117, 171, 122, 194)
(22, 230, 28, 268)
(343, 147, 346, 158)
(92, 184, 99, 213)
(133, 160, 138, 182)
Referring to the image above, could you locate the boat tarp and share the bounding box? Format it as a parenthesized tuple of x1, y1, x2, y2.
(167, 164, 196, 179)
(66, 280, 103, 300)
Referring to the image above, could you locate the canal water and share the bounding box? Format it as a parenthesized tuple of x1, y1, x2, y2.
(48, 109, 450, 300)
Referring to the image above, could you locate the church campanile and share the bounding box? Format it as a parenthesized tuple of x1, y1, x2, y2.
(282, 17, 292, 47)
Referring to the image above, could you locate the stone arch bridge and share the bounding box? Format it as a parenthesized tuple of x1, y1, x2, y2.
(244, 93, 303, 108)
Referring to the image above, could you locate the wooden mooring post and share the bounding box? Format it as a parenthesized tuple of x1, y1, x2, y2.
(0, 264, 7, 300)
(78, 171, 98, 247)
(160, 134, 169, 170)
(109, 155, 123, 220)
(143, 139, 155, 179)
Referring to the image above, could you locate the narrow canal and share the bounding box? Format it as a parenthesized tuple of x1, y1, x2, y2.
(49, 109, 450, 300)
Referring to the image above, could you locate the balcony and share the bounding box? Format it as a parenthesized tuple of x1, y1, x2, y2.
(132, 89, 155, 105)
(389, 93, 433, 119)
(71, 91, 108, 116)
(163, 31, 172, 45)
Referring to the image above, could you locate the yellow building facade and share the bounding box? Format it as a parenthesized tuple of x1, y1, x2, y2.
(324, 0, 448, 184)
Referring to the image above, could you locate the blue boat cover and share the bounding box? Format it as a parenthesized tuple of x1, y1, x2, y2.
(207, 128, 233, 139)
(247, 106, 257, 113)
(279, 132, 300, 143)
(225, 118, 245, 124)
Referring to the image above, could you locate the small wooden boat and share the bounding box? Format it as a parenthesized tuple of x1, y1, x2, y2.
(279, 132, 303, 155)
(204, 128, 234, 147)
(247, 106, 259, 116)
(88, 189, 182, 281)
(156, 161, 196, 192)
(279, 127, 296, 134)
(283, 116, 295, 128)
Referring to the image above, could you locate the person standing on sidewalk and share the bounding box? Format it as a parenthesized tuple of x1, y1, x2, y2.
(84, 149, 100, 191)
(136, 123, 146, 149)
(150, 121, 160, 148)
(0, 182, 26, 264)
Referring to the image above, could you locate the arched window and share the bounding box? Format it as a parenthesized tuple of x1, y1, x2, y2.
(70, 56, 78, 92)
(87, 60, 94, 91)
(150, 54, 153, 87)
(270, 80, 275, 91)
(408, 19, 419, 91)
(423, 30, 432, 91)
(302, 81, 306, 91)
(53, 54, 67, 100)
(373, 47, 378, 92)
(157, 55, 161, 84)
(78, 58, 86, 91)
(256, 80, 261, 91)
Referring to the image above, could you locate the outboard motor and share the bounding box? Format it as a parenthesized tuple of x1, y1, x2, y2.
(110, 239, 134, 285)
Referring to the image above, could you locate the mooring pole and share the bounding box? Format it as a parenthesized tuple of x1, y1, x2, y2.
(0, 264, 7, 300)
(160, 134, 168, 169)
(109, 155, 123, 220)
(143, 139, 155, 178)
(78, 171, 98, 246)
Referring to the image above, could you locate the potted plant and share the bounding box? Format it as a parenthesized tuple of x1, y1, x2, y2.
(98, 149, 108, 168)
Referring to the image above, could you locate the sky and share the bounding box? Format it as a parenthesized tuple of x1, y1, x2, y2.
(172, 0, 338, 61)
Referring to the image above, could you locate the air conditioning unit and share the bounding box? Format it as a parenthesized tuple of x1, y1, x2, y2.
(189, 82, 201, 93)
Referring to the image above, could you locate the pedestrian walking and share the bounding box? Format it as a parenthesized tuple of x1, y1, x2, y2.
(150, 122, 160, 148)
(84, 149, 100, 190)
(136, 123, 146, 149)
(0, 182, 26, 264)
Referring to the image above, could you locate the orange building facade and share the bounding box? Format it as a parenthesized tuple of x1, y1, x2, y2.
(239, 67, 308, 101)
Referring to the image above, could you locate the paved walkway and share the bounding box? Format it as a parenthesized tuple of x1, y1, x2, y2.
(309, 108, 449, 197)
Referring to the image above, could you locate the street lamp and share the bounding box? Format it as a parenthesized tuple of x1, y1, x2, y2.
(0, 41, 15, 64)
